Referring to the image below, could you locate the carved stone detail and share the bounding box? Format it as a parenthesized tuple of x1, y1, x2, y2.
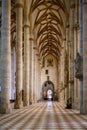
(74, 52, 83, 80)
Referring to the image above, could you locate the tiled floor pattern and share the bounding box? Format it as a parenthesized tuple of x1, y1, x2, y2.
(0, 102, 87, 130)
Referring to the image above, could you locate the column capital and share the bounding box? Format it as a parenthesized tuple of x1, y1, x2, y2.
(33, 46, 37, 50)
(15, 0, 24, 8)
(15, 3, 23, 8)
(29, 37, 34, 41)
(24, 24, 30, 28)
(24, 2, 30, 28)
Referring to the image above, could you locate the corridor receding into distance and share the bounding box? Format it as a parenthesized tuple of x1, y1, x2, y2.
(0, 0, 87, 129)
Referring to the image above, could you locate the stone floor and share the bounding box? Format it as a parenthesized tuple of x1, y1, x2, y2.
(0, 102, 87, 130)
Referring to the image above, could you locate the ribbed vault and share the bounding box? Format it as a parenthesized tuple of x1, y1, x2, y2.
(30, 0, 69, 63)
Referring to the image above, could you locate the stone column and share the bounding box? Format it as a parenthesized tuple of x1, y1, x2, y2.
(34, 53, 37, 102)
(0, 37, 1, 103)
(29, 33, 33, 104)
(37, 58, 41, 101)
(23, 0, 29, 106)
(69, 3, 75, 109)
(0, 0, 11, 114)
(34, 52, 38, 102)
(38, 59, 41, 100)
(74, 23, 80, 109)
(11, 48, 16, 100)
(14, 0, 23, 109)
(64, 27, 70, 106)
(72, 0, 80, 110)
(35, 53, 39, 101)
(80, 0, 87, 114)
(62, 39, 66, 106)
(31, 40, 34, 103)
(33, 47, 36, 103)
(59, 40, 65, 105)
(66, 26, 70, 101)
(37, 59, 39, 101)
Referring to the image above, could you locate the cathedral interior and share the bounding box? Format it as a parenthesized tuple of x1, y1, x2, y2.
(0, 0, 87, 129)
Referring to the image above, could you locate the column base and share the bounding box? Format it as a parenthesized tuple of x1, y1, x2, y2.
(14, 101, 23, 109)
(29, 98, 34, 105)
(0, 104, 12, 114)
(29, 101, 32, 105)
(23, 102, 29, 107)
(29, 101, 35, 105)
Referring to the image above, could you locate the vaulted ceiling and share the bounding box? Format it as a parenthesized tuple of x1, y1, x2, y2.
(30, 0, 70, 62)
(0, 0, 71, 63)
